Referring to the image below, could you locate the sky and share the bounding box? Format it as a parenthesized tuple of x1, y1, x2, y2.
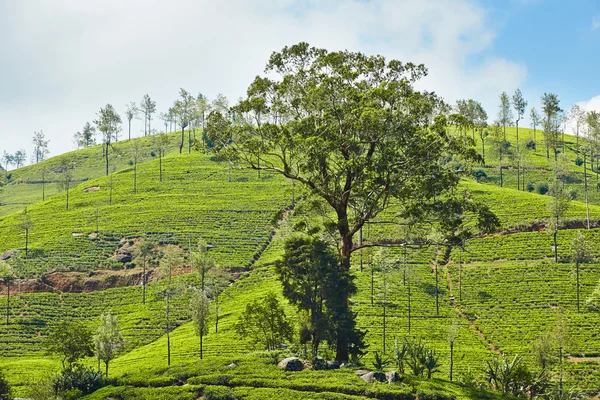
(1, 0, 600, 161)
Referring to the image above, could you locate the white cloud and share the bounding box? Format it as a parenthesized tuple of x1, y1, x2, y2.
(0, 0, 527, 159)
(593, 15, 600, 31)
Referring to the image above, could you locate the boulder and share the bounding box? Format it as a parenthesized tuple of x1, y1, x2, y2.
(341, 362, 358, 369)
(361, 371, 386, 383)
(312, 357, 326, 370)
(115, 253, 132, 263)
(353, 369, 371, 376)
(386, 371, 400, 384)
(326, 360, 340, 370)
(0, 250, 16, 261)
(226, 363, 238, 368)
(278, 357, 304, 371)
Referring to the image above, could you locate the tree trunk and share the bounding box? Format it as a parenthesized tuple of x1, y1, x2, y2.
(166, 285, 171, 366)
(215, 294, 219, 333)
(105, 148, 109, 176)
(516, 120, 519, 145)
(407, 259, 411, 334)
(554, 224, 558, 263)
(435, 250, 439, 316)
(481, 135, 485, 163)
(200, 331, 203, 359)
(134, 160, 137, 194)
(6, 278, 9, 324)
(105, 361, 109, 378)
(459, 248, 462, 301)
(180, 128, 184, 154)
(128, 119, 131, 141)
(534, 126, 537, 151)
(449, 341, 454, 382)
(142, 259, 146, 304)
(25, 228, 29, 256)
(159, 152, 163, 183)
(66, 184, 69, 211)
(188, 131, 192, 153)
(576, 261, 580, 313)
(585, 152, 590, 229)
(371, 261, 374, 307)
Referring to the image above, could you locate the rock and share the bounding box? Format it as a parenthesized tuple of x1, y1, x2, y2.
(326, 360, 340, 370)
(386, 371, 400, 383)
(83, 186, 100, 193)
(361, 371, 387, 383)
(341, 362, 358, 369)
(353, 369, 371, 376)
(278, 357, 304, 371)
(0, 250, 16, 261)
(115, 252, 132, 263)
(226, 363, 238, 368)
(312, 357, 326, 370)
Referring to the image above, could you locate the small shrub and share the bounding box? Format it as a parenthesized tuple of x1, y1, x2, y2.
(203, 385, 237, 400)
(575, 157, 583, 166)
(0, 368, 12, 400)
(526, 139, 536, 150)
(568, 188, 578, 200)
(536, 182, 549, 195)
(526, 182, 535, 192)
(472, 169, 487, 182)
(372, 351, 390, 370)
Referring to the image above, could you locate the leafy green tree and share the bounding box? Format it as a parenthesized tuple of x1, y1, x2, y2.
(125, 102, 138, 141)
(190, 289, 211, 359)
(0, 261, 14, 324)
(74, 122, 96, 149)
(94, 104, 122, 176)
(44, 320, 94, 369)
(140, 94, 156, 137)
(93, 311, 124, 377)
(19, 208, 33, 256)
(133, 238, 157, 304)
(159, 245, 182, 366)
(32, 130, 50, 163)
(173, 88, 195, 154)
(571, 231, 589, 313)
(548, 159, 571, 263)
(13, 149, 26, 169)
(569, 104, 586, 151)
(235, 292, 293, 351)
(153, 133, 171, 183)
(57, 158, 74, 211)
(512, 89, 528, 145)
(530, 107, 541, 150)
(542, 93, 562, 160)
(207, 43, 481, 361)
(1, 152, 12, 173)
(498, 91, 513, 140)
(275, 235, 357, 358)
(191, 240, 216, 292)
(130, 140, 145, 194)
(474, 103, 488, 162)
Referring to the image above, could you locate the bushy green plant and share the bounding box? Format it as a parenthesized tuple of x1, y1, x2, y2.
(203, 385, 237, 400)
(422, 349, 440, 378)
(52, 364, 103, 398)
(586, 280, 600, 311)
(372, 351, 390, 370)
(473, 169, 488, 182)
(536, 182, 549, 195)
(527, 182, 535, 192)
(393, 339, 408, 374)
(526, 139, 536, 150)
(0, 368, 11, 400)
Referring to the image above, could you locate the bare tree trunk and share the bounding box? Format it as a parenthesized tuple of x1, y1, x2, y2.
(180, 128, 184, 154)
(576, 261, 580, 313)
(585, 152, 590, 229)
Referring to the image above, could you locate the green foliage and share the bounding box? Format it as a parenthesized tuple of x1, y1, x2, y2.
(234, 292, 293, 351)
(537, 182, 549, 195)
(0, 368, 11, 400)
(44, 320, 94, 369)
(276, 235, 362, 358)
(372, 351, 390, 370)
(93, 311, 124, 377)
(203, 385, 237, 400)
(51, 364, 103, 398)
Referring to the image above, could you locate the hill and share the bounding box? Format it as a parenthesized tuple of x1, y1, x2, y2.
(1, 127, 600, 398)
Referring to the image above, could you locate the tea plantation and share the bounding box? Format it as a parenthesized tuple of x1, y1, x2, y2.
(1, 129, 600, 399)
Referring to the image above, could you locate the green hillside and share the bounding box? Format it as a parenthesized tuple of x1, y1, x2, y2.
(1, 126, 600, 399)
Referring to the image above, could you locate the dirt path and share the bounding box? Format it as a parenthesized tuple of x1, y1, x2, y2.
(442, 261, 501, 355)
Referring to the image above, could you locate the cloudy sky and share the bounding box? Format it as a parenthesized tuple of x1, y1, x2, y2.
(1, 0, 600, 160)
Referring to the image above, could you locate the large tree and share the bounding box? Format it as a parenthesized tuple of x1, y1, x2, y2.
(569, 104, 586, 152)
(207, 43, 483, 361)
(93, 311, 123, 377)
(511, 89, 527, 145)
(94, 104, 122, 176)
(13, 150, 26, 169)
(31, 130, 49, 163)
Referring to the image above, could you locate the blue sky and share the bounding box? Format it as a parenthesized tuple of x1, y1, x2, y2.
(0, 0, 599, 161)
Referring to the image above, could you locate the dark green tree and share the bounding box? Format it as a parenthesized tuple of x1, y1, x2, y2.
(276, 235, 362, 358)
(44, 320, 94, 369)
(94, 104, 122, 175)
(207, 43, 482, 361)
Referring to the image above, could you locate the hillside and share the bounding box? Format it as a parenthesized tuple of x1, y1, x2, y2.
(1, 128, 600, 398)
